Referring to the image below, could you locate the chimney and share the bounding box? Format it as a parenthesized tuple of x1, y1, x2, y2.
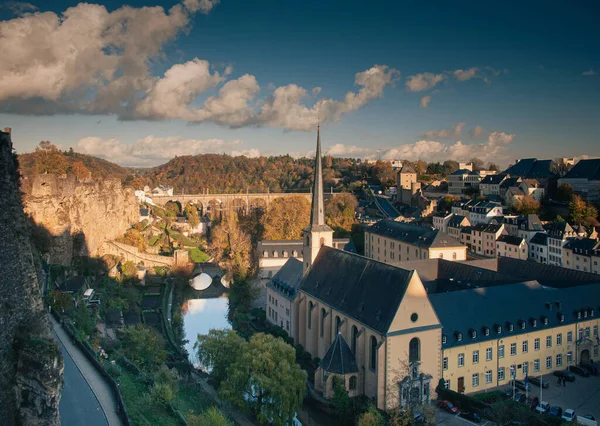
(3, 127, 11, 136)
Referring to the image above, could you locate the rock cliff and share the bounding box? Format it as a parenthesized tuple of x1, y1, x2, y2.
(23, 173, 138, 265)
(0, 128, 63, 425)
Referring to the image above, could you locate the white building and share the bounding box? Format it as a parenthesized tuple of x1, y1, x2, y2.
(547, 222, 577, 266)
(519, 179, 545, 202)
(558, 159, 600, 202)
(433, 212, 454, 233)
(479, 174, 508, 197)
(265, 258, 304, 337)
(496, 235, 528, 260)
(528, 232, 548, 264)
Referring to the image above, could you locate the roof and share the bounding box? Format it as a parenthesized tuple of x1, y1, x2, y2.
(472, 223, 503, 234)
(139, 208, 149, 216)
(495, 257, 600, 287)
(400, 164, 416, 174)
(430, 280, 600, 349)
(518, 214, 544, 231)
(562, 159, 600, 181)
(59, 276, 88, 293)
(299, 246, 414, 334)
(480, 174, 507, 185)
(266, 258, 304, 300)
(497, 235, 525, 246)
(448, 215, 469, 228)
(320, 333, 359, 374)
(529, 232, 548, 245)
(503, 158, 555, 179)
(499, 177, 522, 189)
(564, 238, 600, 255)
(367, 219, 464, 249)
(546, 222, 575, 239)
(308, 125, 327, 228)
(258, 238, 355, 258)
(522, 179, 541, 188)
(506, 187, 525, 196)
(450, 168, 472, 176)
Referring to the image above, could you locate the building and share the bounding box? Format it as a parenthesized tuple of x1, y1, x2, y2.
(479, 174, 508, 197)
(447, 215, 471, 241)
(519, 179, 545, 202)
(459, 162, 474, 171)
(563, 238, 600, 274)
(528, 232, 548, 264)
(391, 160, 404, 170)
(433, 212, 453, 233)
(558, 159, 600, 202)
(547, 222, 577, 266)
(496, 235, 528, 260)
(448, 169, 475, 195)
(151, 185, 174, 196)
(364, 220, 467, 264)
(265, 258, 304, 337)
(503, 158, 556, 182)
(470, 223, 505, 257)
(467, 201, 503, 226)
(396, 165, 419, 205)
(504, 186, 525, 207)
(500, 214, 545, 242)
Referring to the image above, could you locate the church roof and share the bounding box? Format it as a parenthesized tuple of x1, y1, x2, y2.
(299, 246, 414, 334)
(309, 125, 327, 228)
(320, 333, 359, 374)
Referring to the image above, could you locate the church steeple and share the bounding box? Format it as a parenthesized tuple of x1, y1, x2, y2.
(303, 124, 333, 274)
(310, 124, 326, 226)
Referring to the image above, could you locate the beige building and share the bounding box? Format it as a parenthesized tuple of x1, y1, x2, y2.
(563, 238, 600, 274)
(470, 223, 505, 257)
(447, 215, 471, 241)
(265, 258, 303, 337)
(496, 235, 528, 260)
(364, 220, 467, 264)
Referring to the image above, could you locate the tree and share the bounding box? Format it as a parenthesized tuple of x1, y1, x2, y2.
(372, 160, 395, 187)
(186, 204, 200, 228)
(120, 228, 146, 252)
(514, 196, 540, 215)
(425, 162, 444, 175)
(165, 201, 182, 216)
(357, 405, 386, 426)
(470, 157, 484, 171)
(120, 324, 167, 371)
(569, 195, 598, 225)
(48, 290, 73, 313)
(219, 333, 307, 426)
(556, 183, 575, 202)
(487, 162, 500, 172)
(120, 261, 138, 280)
(70, 161, 91, 181)
(261, 195, 311, 240)
(442, 160, 459, 176)
(332, 376, 352, 424)
(34, 141, 68, 174)
(188, 407, 232, 426)
(551, 158, 573, 177)
(325, 192, 358, 236)
(211, 212, 252, 278)
(195, 329, 245, 386)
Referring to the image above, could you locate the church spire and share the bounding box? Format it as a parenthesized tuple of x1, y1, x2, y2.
(310, 124, 325, 226)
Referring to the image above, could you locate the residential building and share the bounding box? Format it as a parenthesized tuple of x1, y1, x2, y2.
(396, 165, 419, 205)
(504, 186, 525, 207)
(563, 238, 600, 274)
(448, 169, 474, 195)
(447, 215, 471, 241)
(558, 159, 600, 202)
(529, 232, 548, 264)
(501, 214, 545, 242)
(459, 162, 474, 171)
(496, 235, 528, 260)
(364, 220, 467, 264)
(479, 174, 508, 196)
(519, 179, 546, 202)
(433, 212, 453, 233)
(470, 223, 505, 257)
(503, 158, 556, 183)
(151, 185, 174, 196)
(266, 258, 304, 337)
(461, 226, 473, 251)
(467, 201, 504, 226)
(547, 222, 577, 266)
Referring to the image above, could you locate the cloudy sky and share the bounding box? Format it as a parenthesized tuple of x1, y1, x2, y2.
(1, 0, 599, 166)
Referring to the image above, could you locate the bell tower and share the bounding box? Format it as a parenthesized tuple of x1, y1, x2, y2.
(303, 124, 333, 273)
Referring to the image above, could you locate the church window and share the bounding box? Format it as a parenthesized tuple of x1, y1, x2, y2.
(349, 376, 357, 391)
(308, 301, 314, 329)
(263, 250, 268, 257)
(273, 250, 278, 257)
(335, 316, 341, 335)
(351, 326, 358, 355)
(320, 308, 326, 338)
(292, 250, 298, 257)
(410, 313, 418, 323)
(305, 235, 309, 246)
(409, 338, 420, 363)
(370, 336, 377, 370)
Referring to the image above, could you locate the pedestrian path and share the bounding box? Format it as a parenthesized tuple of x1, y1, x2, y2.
(52, 317, 124, 426)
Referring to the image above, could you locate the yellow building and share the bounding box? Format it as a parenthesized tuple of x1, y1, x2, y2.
(562, 238, 600, 274)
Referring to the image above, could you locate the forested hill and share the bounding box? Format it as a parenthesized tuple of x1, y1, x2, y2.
(136, 154, 374, 194)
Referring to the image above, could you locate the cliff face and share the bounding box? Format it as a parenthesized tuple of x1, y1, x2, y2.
(0, 129, 63, 425)
(23, 173, 138, 265)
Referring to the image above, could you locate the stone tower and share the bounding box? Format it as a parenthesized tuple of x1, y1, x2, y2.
(303, 125, 333, 273)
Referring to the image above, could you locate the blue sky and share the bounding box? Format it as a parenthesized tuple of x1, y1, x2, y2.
(1, 0, 599, 166)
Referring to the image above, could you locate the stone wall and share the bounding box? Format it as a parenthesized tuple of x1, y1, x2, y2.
(0, 129, 63, 425)
(100, 241, 174, 267)
(23, 174, 138, 265)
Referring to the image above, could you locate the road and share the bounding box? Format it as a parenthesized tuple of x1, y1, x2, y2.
(57, 336, 108, 426)
(374, 195, 401, 219)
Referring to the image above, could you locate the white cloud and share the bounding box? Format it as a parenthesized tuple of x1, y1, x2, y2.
(453, 67, 479, 81)
(326, 144, 372, 157)
(183, 0, 220, 14)
(2, 1, 38, 15)
(405, 72, 445, 92)
(420, 95, 432, 108)
(231, 148, 260, 158)
(469, 126, 486, 138)
(583, 69, 596, 76)
(311, 87, 322, 96)
(422, 122, 466, 139)
(75, 135, 244, 166)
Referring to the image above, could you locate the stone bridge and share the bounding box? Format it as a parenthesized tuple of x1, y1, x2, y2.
(150, 192, 314, 216)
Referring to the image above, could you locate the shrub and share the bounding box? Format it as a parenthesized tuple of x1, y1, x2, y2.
(150, 382, 175, 406)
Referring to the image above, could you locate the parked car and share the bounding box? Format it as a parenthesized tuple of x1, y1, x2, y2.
(569, 365, 591, 377)
(525, 395, 540, 409)
(554, 370, 576, 382)
(437, 400, 458, 414)
(513, 392, 526, 403)
(535, 401, 550, 414)
(577, 415, 598, 426)
(511, 379, 531, 392)
(562, 409, 577, 422)
(459, 411, 482, 423)
(548, 406, 563, 417)
(581, 362, 599, 375)
(528, 376, 550, 388)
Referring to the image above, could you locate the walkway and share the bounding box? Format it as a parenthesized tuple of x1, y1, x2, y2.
(52, 317, 124, 426)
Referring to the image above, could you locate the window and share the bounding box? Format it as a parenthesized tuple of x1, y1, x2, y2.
(509, 323, 514, 332)
(409, 338, 420, 363)
(567, 351, 573, 364)
(320, 308, 326, 338)
(522, 340, 528, 353)
(595, 325, 598, 337)
(286, 308, 290, 317)
(473, 350, 479, 364)
(498, 367, 505, 381)
(442, 335, 447, 345)
(534, 359, 540, 372)
(335, 316, 341, 335)
(498, 345, 505, 359)
(286, 320, 289, 331)
(595, 346, 599, 357)
(556, 354, 563, 367)
(585, 327, 591, 338)
(308, 301, 314, 329)
(457, 333, 463, 342)
(458, 353, 465, 367)
(510, 343, 517, 356)
(472, 373, 479, 387)
(485, 370, 492, 384)
(443, 357, 448, 370)
(370, 336, 377, 371)
(351, 326, 358, 356)
(486, 347, 492, 361)
(579, 329, 584, 340)
(497, 325, 502, 334)
(444, 379, 450, 390)
(534, 338, 540, 351)
(523, 361, 529, 375)
(567, 331, 573, 343)
(484, 327, 490, 337)
(557, 333, 562, 346)
(471, 330, 477, 339)
(349, 376, 357, 391)
(546, 356, 552, 369)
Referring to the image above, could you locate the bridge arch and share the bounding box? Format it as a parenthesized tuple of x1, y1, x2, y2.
(207, 199, 222, 219)
(249, 198, 267, 213)
(231, 198, 247, 217)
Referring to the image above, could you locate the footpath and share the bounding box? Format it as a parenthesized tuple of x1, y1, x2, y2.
(52, 317, 124, 426)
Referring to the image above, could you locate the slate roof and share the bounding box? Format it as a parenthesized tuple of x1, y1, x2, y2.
(266, 258, 304, 301)
(299, 246, 414, 334)
(529, 232, 548, 246)
(367, 219, 464, 248)
(522, 179, 542, 188)
(499, 177, 522, 189)
(400, 164, 417, 174)
(546, 222, 575, 239)
(450, 168, 472, 176)
(518, 214, 544, 231)
(430, 280, 600, 349)
(258, 239, 355, 258)
(448, 215, 469, 228)
(496, 257, 600, 287)
(504, 158, 555, 179)
(506, 187, 525, 197)
(472, 223, 503, 234)
(562, 159, 600, 181)
(59, 276, 88, 293)
(497, 235, 525, 246)
(480, 174, 507, 185)
(320, 333, 359, 374)
(564, 238, 600, 255)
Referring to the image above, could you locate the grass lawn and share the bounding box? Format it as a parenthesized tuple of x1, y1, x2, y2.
(170, 232, 197, 247)
(177, 381, 216, 419)
(188, 248, 210, 263)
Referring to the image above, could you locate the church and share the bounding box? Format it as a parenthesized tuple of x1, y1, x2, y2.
(268, 126, 600, 412)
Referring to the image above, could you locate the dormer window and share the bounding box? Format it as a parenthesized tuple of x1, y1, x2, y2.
(577, 311, 582, 319)
(456, 332, 463, 342)
(483, 327, 490, 337)
(584, 310, 588, 318)
(442, 335, 447, 344)
(470, 329, 477, 339)
(591, 309, 595, 317)
(508, 323, 514, 332)
(559, 313, 565, 323)
(531, 318, 537, 328)
(519, 320, 526, 330)
(496, 325, 502, 334)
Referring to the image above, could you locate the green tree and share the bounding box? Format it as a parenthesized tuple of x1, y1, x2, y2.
(425, 162, 444, 175)
(120, 261, 138, 280)
(165, 201, 182, 216)
(195, 329, 245, 386)
(357, 405, 386, 426)
(149, 382, 175, 406)
(556, 183, 575, 202)
(120, 324, 167, 371)
(569, 195, 598, 225)
(442, 160, 459, 176)
(188, 407, 232, 426)
(325, 192, 358, 236)
(73, 304, 96, 337)
(34, 141, 68, 174)
(48, 290, 73, 313)
(186, 204, 200, 228)
(261, 195, 311, 240)
(332, 376, 352, 424)
(487, 162, 500, 172)
(120, 228, 146, 252)
(219, 333, 307, 426)
(514, 196, 540, 215)
(470, 157, 484, 171)
(154, 365, 179, 395)
(211, 212, 252, 278)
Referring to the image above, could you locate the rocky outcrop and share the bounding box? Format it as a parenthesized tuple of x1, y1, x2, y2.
(23, 173, 138, 265)
(0, 128, 63, 425)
